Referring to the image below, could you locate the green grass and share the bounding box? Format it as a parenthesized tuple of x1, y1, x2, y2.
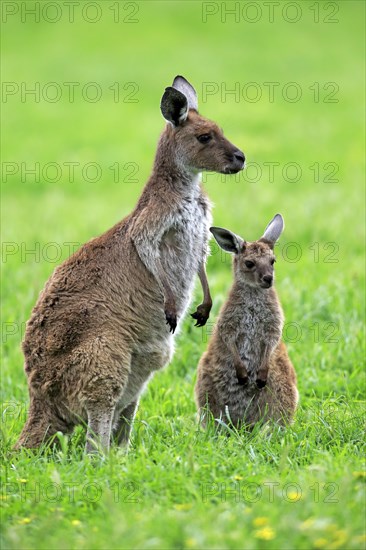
(1, 1, 365, 548)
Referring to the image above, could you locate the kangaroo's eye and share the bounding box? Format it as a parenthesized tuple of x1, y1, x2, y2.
(197, 134, 212, 144)
(271, 258, 276, 265)
(245, 260, 255, 269)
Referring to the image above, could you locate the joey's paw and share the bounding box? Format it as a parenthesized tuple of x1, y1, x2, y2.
(256, 378, 267, 389)
(165, 310, 177, 334)
(191, 304, 210, 327)
(235, 361, 248, 385)
(237, 376, 248, 386)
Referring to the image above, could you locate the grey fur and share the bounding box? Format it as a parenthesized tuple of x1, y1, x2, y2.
(195, 215, 298, 429)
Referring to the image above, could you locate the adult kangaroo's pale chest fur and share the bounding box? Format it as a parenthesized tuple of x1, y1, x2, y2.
(15, 75, 245, 453)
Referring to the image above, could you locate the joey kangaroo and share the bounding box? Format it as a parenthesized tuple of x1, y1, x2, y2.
(195, 214, 298, 429)
(15, 76, 245, 452)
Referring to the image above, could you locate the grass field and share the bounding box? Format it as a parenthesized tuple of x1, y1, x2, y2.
(1, 1, 365, 549)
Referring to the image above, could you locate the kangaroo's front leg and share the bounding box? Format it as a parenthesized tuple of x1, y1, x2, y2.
(219, 331, 248, 385)
(156, 256, 178, 333)
(191, 263, 212, 327)
(130, 210, 178, 333)
(231, 340, 249, 386)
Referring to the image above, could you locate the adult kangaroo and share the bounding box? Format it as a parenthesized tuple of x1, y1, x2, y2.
(15, 76, 245, 452)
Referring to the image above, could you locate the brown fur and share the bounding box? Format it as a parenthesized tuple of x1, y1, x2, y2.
(195, 215, 298, 429)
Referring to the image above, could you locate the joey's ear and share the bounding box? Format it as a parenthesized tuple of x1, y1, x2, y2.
(160, 86, 188, 126)
(172, 75, 198, 111)
(210, 227, 244, 254)
(261, 214, 284, 245)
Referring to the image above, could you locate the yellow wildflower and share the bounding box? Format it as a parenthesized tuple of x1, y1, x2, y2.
(253, 517, 268, 527)
(174, 503, 192, 511)
(287, 491, 301, 502)
(328, 530, 348, 550)
(300, 518, 315, 530)
(18, 517, 31, 525)
(314, 538, 329, 548)
(254, 527, 276, 540)
(352, 471, 366, 479)
(234, 475, 243, 481)
(17, 478, 28, 484)
(71, 519, 81, 527)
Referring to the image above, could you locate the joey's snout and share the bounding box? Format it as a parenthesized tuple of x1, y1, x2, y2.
(260, 274, 273, 289)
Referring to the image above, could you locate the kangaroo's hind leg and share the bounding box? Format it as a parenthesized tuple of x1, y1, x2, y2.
(112, 345, 172, 448)
(113, 400, 139, 447)
(14, 398, 70, 450)
(82, 341, 132, 453)
(85, 404, 115, 453)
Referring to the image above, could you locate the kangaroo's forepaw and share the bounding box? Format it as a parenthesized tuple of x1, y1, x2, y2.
(237, 376, 249, 386)
(256, 378, 267, 389)
(191, 304, 211, 327)
(234, 360, 248, 386)
(165, 310, 177, 333)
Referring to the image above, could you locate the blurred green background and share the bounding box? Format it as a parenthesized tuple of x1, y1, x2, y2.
(1, 1, 365, 549)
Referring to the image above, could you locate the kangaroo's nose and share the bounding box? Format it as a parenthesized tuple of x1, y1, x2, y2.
(263, 275, 273, 285)
(234, 150, 245, 163)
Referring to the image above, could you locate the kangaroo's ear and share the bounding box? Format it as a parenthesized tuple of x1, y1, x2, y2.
(210, 227, 244, 254)
(172, 75, 198, 111)
(261, 214, 284, 245)
(160, 86, 188, 126)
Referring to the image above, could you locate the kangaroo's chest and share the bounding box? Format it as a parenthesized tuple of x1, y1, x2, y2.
(236, 305, 280, 366)
(161, 195, 211, 285)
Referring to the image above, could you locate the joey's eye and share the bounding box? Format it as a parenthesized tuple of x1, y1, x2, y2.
(197, 134, 212, 144)
(245, 260, 255, 269)
(271, 258, 276, 265)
